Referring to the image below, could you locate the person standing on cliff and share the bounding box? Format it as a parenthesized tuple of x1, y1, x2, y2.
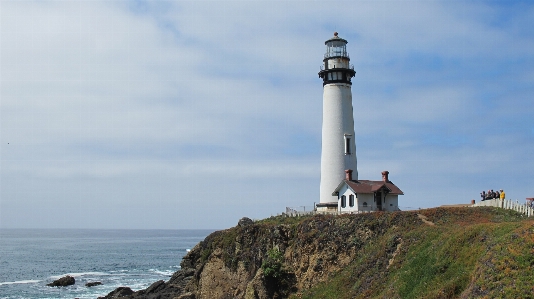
(500, 189, 505, 200)
(481, 191, 486, 201)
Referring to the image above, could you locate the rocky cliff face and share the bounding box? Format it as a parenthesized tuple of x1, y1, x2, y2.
(100, 211, 419, 299)
(100, 208, 534, 299)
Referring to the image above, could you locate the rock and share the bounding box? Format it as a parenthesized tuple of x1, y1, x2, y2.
(245, 270, 270, 299)
(145, 280, 165, 294)
(238, 217, 254, 227)
(175, 292, 196, 299)
(47, 275, 75, 287)
(86, 281, 102, 287)
(168, 268, 195, 286)
(100, 286, 134, 298)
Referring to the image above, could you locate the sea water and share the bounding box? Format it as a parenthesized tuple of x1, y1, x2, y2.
(0, 229, 214, 299)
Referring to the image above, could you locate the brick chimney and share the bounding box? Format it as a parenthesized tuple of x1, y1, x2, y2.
(345, 169, 353, 181)
(382, 171, 389, 182)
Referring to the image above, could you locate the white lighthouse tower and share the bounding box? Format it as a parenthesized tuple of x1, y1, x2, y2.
(317, 32, 358, 211)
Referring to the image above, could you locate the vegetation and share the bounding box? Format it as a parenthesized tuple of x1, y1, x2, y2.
(186, 207, 534, 299)
(262, 248, 285, 278)
(292, 207, 534, 299)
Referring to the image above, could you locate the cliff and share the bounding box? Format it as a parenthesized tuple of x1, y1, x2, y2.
(100, 207, 534, 299)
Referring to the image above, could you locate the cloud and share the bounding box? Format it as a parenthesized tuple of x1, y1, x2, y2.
(1, 0, 533, 228)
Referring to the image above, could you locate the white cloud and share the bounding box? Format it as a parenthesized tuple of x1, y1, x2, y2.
(1, 0, 533, 228)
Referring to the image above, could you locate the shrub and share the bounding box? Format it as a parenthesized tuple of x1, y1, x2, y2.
(262, 248, 284, 278)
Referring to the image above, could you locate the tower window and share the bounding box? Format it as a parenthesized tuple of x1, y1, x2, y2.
(341, 195, 346, 208)
(344, 135, 351, 155)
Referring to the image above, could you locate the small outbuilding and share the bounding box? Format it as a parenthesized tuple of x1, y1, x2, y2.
(332, 170, 403, 212)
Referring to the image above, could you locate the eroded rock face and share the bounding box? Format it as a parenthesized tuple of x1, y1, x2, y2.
(47, 275, 75, 287)
(101, 213, 405, 299)
(196, 248, 252, 299)
(99, 286, 134, 298)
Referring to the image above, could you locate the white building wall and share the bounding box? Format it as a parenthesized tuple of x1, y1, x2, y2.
(383, 195, 399, 211)
(319, 83, 358, 204)
(326, 57, 349, 69)
(357, 194, 374, 212)
(338, 185, 358, 212)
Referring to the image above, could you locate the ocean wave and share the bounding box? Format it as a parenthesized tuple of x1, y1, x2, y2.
(148, 269, 174, 276)
(0, 280, 40, 286)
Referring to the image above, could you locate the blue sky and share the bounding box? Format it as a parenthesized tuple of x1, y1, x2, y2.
(1, 0, 533, 229)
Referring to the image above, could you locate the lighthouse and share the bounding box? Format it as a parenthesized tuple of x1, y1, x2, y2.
(317, 32, 358, 211)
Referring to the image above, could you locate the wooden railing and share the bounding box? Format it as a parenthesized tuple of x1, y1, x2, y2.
(471, 198, 534, 217)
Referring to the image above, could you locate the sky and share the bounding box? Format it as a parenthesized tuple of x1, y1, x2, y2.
(1, 0, 533, 229)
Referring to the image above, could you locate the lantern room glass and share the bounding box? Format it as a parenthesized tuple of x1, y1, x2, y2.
(325, 40, 348, 59)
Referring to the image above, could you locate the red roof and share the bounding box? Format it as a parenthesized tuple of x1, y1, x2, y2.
(332, 179, 404, 196)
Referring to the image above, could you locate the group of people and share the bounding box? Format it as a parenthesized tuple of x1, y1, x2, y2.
(480, 189, 505, 201)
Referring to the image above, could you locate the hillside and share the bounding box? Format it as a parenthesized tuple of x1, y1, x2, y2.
(101, 207, 534, 299)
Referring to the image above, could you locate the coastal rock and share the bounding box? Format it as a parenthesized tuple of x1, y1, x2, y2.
(47, 275, 75, 287)
(99, 209, 534, 299)
(86, 281, 102, 287)
(99, 286, 134, 298)
(238, 217, 253, 227)
(175, 292, 196, 299)
(145, 280, 165, 294)
(245, 270, 270, 299)
(100, 268, 197, 299)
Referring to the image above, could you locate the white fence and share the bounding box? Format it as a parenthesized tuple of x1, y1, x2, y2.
(283, 208, 376, 217)
(285, 206, 316, 216)
(471, 198, 534, 217)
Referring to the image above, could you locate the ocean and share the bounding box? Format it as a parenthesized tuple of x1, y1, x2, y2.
(0, 229, 214, 299)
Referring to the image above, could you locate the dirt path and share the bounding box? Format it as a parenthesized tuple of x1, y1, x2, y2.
(417, 214, 435, 226)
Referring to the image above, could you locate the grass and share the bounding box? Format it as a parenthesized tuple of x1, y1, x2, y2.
(291, 208, 534, 299)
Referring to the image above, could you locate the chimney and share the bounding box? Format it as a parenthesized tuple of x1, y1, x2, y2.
(345, 169, 353, 181)
(382, 171, 389, 182)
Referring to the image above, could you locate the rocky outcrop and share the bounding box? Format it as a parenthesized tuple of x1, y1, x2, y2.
(102, 286, 134, 297)
(99, 269, 196, 299)
(238, 217, 254, 227)
(99, 208, 534, 299)
(47, 275, 75, 287)
(101, 212, 398, 299)
(86, 281, 102, 287)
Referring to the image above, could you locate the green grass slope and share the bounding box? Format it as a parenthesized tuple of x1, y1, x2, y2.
(292, 207, 534, 299)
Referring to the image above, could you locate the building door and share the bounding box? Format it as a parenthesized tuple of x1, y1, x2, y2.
(375, 192, 382, 211)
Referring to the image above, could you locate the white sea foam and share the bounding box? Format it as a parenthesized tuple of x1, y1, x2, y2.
(148, 269, 174, 276)
(0, 280, 40, 286)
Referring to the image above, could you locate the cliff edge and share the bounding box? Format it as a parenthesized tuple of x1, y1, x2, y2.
(100, 207, 534, 299)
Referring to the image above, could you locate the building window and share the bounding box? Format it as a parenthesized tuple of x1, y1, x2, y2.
(344, 135, 352, 155)
(349, 195, 354, 207)
(341, 195, 346, 208)
(363, 202, 368, 207)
